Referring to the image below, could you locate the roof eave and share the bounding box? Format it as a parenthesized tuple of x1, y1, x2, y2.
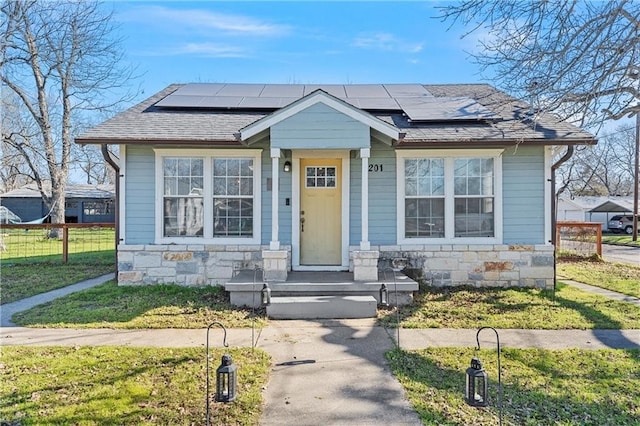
(75, 138, 241, 147)
(395, 137, 596, 148)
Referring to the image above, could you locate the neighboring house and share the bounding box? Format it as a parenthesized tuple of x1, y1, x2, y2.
(0, 183, 115, 223)
(76, 83, 595, 300)
(557, 196, 635, 230)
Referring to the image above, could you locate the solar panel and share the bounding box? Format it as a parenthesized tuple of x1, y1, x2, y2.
(198, 96, 243, 108)
(345, 98, 400, 110)
(155, 95, 205, 108)
(238, 97, 299, 108)
(260, 84, 305, 98)
(154, 83, 498, 122)
(216, 84, 265, 97)
(396, 97, 498, 121)
(170, 83, 224, 96)
(344, 84, 391, 98)
(303, 85, 347, 98)
(384, 84, 432, 98)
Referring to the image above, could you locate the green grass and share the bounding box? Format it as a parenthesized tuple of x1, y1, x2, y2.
(12, 280, 267, 329)
(602, 235, 640, 247)
(0, 227, 116, 261)
(1, 251, 116, 304)
(557, 258, 640, 298)
(379, 282, 640, 329)
(0, 346, 270, 426)
(387, 347, 640, 426)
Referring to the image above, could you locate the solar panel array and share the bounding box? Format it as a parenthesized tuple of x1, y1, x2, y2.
(155, 83, 498, 122)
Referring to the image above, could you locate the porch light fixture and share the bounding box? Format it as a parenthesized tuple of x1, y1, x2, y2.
(215, 354, 238, 403)
(261, 282, 271, 306)
(283, 161, 292, 172)
(379, 283, 389, 306)
(465, 326, 503, 425)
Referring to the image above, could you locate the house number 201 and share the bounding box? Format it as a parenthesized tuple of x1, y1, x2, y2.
(368, 164, 383, 172)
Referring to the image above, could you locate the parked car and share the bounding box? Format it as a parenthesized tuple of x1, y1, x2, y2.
(607, 215, 635, 234)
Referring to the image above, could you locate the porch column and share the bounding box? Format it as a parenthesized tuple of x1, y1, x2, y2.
(270, 148, 280, 250)
(360, 148, 370, 250)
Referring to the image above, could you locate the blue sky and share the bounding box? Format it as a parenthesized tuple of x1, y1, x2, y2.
(109, 1, 486, 99)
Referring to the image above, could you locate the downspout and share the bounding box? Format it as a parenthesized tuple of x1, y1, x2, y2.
(550, 145, 575, 297)
(101, 144, 120, 275)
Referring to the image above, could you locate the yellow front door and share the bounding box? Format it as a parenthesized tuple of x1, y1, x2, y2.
(300, 158, 341, 265)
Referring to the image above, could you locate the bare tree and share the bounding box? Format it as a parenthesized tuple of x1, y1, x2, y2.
(439, 1, 640, 130)
(556, 124, 636, 196)
(1, 0, 136, 232)
(73, 143, 116, 185)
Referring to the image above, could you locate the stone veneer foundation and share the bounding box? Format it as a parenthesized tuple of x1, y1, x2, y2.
(117, 243, 554, 290)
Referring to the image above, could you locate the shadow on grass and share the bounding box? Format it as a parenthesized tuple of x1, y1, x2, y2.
(1, 346, 269, 425)
(11, 281, 265, 328)
(387, 348, 640, 425)
(378, 281, 639, 333)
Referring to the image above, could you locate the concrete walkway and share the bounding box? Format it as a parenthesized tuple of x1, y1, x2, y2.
(1, 273, 639, 425)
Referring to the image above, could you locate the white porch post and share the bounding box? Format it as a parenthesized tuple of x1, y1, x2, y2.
(360, 148, 370, 250)
(270, 148, 280, 250)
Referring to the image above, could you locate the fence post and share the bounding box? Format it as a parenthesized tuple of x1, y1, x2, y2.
(62, 225, 69, 263)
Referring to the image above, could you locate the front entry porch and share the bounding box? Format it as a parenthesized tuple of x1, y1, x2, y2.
(224, 270, 419, 319)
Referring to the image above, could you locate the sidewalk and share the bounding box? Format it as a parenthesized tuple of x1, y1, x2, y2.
(1, 274, 639, 425)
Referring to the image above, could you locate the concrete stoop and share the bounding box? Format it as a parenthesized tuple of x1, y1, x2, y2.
(266, 295, 377, 319)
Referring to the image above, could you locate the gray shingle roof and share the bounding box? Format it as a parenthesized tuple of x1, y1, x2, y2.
(1, 183, 115, 199)
(76, 83, 595, 146)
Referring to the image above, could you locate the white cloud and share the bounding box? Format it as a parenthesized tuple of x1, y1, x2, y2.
(122, 5, 291, 37)
(352, 32, 423, 53)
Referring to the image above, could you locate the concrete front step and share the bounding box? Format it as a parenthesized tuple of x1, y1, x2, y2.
(266, 295, 378, 320)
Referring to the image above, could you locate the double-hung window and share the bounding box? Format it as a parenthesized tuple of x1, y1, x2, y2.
(397, 150, 502, 244)
(155, 149, 262, 244)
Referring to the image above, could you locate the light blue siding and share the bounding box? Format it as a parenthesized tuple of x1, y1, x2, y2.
(271, 103, 369, 149)
(350, 141, 397, 245)
(124, 146, 155, 244)
(502, 145, 545, 244)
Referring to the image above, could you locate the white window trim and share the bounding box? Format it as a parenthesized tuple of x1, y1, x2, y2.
(154, 148, 262, 245)
(396, 149, 503, 246)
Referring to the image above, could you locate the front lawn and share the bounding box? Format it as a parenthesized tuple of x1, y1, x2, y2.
(0, 346, 270, 426)
(1, 251, 116, 304)
(602, 235, 640, 247)
(388, 347, 640, 426)
(12, 281, 267, 329)
(379, 282, 640, 329)
(557, 258, 640, 298)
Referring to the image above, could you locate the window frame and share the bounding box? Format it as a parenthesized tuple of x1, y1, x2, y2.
(396, 149, 503, 245)
(154, 148, 262, 245)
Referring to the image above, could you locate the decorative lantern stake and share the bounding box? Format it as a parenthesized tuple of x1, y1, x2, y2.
(215, 353, 238, 403)
(465, 326, 503, 426)
(465, 357, 488, 407)
(261, 282, 271, 306)
(379, 283, 389, 306)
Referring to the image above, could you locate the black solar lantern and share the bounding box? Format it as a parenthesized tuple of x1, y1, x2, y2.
(465, 357, 488, 407)
(215, 354, 237, 402)
(379, 283, 389, 306)
(261, 283, 271, 306)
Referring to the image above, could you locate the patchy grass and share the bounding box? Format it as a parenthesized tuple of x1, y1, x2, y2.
(12, 281, 267, 329)
(1, 251, 116, 304)
(0, 346, 270, 426)
(387, 347, 640, 426)
(557, 258, 640, 298)
(379, 282, 640, 329)
(602, 235, 640, 247)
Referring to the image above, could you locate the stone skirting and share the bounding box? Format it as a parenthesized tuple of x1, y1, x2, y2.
(118, 243, 554, 290)
(369, 244, 555, 290)
(117, 244, 290, 286)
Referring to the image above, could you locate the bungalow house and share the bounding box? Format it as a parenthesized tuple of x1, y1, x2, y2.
(76, 83, 595, 317)
(0, 182, 115, 224)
